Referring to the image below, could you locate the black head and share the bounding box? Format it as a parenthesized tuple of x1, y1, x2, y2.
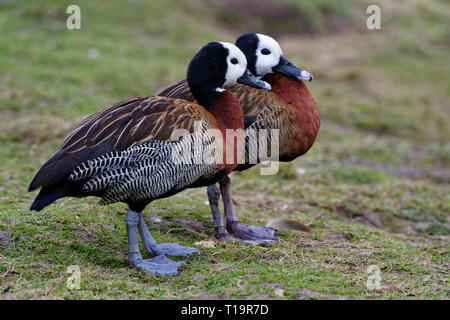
(235, 33, 259, 76)
(187, 42, 270, 109)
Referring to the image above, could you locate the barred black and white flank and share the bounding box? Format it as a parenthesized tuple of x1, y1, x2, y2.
(27, 95, 226, 213)
(69, 136, 217, 205)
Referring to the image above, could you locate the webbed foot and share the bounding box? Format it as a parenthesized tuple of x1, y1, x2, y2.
(130, 254, 185, 276)
(136, 212, 201, 257)
(228, 221, 280, 243)
(215, 231, 272, 246)
(215, 232, 240, 242)
(152, 243, 201, 257)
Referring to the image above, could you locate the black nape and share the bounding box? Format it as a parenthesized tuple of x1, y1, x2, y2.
(186, 42, 228, 109)
(235, 33, 259, 76)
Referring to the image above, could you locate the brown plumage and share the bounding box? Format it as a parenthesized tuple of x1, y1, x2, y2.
(62, 96, 217, 152)
(158, 72, 320, 168)
(28, 95, 220, 192)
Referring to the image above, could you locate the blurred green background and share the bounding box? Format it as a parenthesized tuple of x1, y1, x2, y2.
(0, 0, 448, 299)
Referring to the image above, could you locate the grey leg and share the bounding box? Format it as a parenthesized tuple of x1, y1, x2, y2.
(137, 212, 200, 257)
(207, 184, 238, 242)
(126, 210, 184, 276)
(219, 176, 280, 243)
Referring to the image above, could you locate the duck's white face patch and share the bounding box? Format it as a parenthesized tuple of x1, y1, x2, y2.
(254, 34, 283, 76)
(219, 42, 248, 86)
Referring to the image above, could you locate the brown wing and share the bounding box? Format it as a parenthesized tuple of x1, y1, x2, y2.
(29, 95, 217, 190)
(61, 95, 216, 152)
(156, 79, 195, 102)
(157, 79, 270, 128)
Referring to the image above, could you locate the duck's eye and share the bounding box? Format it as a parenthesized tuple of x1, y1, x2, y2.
(261, 48, 271, 55)
(230, 58, 238, 65)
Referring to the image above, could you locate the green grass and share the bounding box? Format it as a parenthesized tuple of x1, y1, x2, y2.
(0, 0, 449, 299)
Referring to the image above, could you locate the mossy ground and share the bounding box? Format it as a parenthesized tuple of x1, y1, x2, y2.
(0, 0, 448, 299)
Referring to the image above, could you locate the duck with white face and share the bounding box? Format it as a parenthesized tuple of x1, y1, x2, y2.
(237, 33, 313, 81)
(28, 41, 271, 276)
(211, 34, 317, 243)
(158, 34, 319, 245)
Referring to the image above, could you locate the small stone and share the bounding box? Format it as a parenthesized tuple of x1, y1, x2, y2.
(408, 242, 421, 249)
(274, 288, 284, 297)
(150, 216, 163, 223)
(194, 240, 216, 248)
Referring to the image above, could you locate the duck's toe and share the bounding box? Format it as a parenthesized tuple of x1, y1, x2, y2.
(135, 255, 186, 276)
(154, 243, 202, 257)
(228, 221, 280, 243)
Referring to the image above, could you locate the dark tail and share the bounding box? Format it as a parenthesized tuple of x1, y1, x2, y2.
(30, 184, 73, 211)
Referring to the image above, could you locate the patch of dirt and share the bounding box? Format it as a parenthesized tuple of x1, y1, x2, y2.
(335, 205, 385, 229)
(264, 283, 285, 298)
(0, 87, 18, 100)
(232, 192, 310, 216)
(323, 232, 351, 242)
(173, 218, 206, 234)
(146, 215, 168, 225)
(205, 0, 359, 37)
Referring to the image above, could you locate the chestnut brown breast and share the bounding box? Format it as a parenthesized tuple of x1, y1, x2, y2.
(208, 90, 245, 175)
(263, 73, 320, 161)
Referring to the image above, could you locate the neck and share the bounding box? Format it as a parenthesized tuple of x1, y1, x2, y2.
(209, 90, 244, 131)
(189, 84, 222, 110)
(263, 73, 315, 108)
(209, 90, 245, 169)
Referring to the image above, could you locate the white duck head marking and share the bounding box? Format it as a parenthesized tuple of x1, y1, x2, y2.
(254, 34, 283, 76)
(219, 42, 248, 87)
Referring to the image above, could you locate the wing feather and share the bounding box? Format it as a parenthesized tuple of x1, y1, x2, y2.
(29, 95, 217, 191)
